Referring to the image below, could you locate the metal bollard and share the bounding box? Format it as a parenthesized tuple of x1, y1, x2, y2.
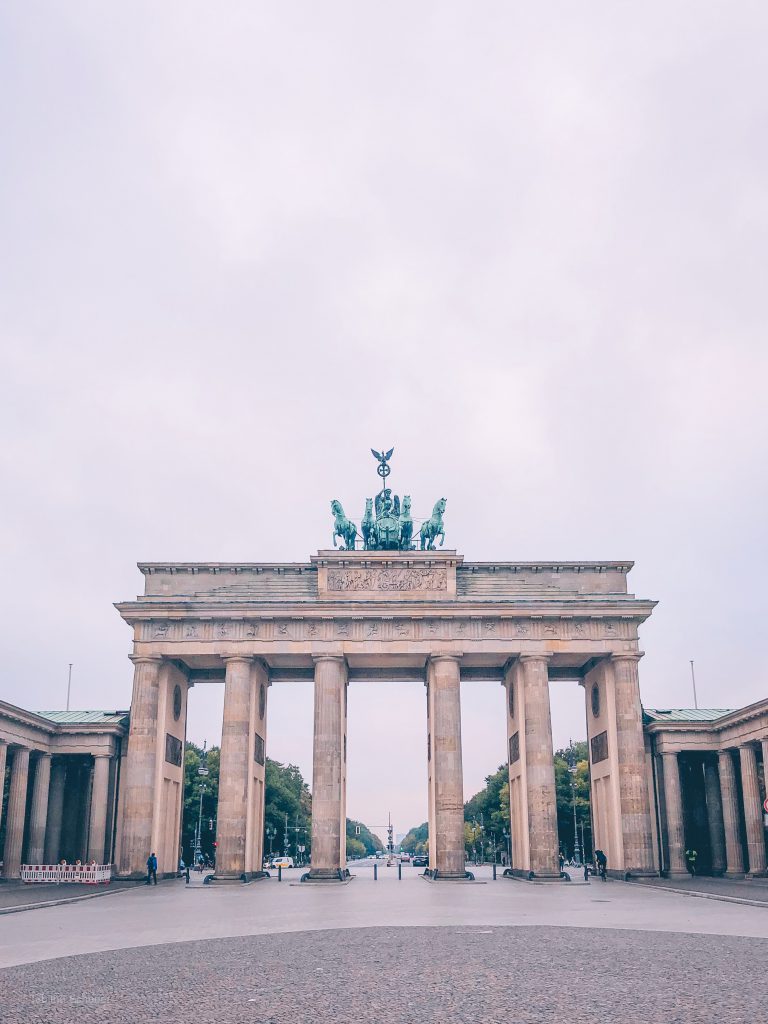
(492, 862, 497, 881)
(278, 865, 282, 882)
(374, 864, 378, 881)
(398, 862, 402, 880)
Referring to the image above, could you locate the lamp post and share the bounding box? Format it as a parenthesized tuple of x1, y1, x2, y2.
(503, 829, 511, 867)
(265, 825, 276, 862)
(568, 739, 581, 865)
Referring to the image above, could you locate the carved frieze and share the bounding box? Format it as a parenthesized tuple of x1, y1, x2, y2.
(326, 566, 448, 593)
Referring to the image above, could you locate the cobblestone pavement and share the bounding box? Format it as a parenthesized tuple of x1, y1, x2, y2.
(1, 924, 763, 1024)
(3, 865, 768, 971)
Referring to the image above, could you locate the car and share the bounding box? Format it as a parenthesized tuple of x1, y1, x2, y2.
(271, 857, 294, 869)
(412, 855, 428, 867)
(399, 853, 411, 862)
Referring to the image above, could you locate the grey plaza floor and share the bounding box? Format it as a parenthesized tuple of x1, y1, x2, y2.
(2, 865, 767, 1023)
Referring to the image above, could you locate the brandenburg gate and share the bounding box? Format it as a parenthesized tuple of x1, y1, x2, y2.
(115, 451, 658, 882)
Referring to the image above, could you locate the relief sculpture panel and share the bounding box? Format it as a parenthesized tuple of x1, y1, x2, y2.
(326, 567, 448, 594)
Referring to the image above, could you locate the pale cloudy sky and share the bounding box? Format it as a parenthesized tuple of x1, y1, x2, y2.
(1, 3, 767, 834)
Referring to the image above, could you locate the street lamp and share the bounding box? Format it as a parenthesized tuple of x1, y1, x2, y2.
(568, 739, 582, 865)
(265, 825, 276, 861)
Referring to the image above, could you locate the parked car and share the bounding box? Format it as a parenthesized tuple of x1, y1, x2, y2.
(412, 855, 428, 867)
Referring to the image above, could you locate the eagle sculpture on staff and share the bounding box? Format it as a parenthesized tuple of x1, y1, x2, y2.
(371, 447, 394, 481)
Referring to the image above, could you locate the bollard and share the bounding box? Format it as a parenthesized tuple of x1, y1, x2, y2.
(374, 864, 378, 881)
(398, 862, 402, 880)
(492, 862, 497, 881)
(278, 865, 282, 882)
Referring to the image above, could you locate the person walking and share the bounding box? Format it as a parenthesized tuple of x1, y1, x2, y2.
(146, 852, 158, 885)
(583, 860, 590, 882)
(685, 848, 698, 877)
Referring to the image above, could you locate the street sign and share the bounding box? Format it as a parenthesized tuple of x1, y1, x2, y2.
(763, 797, 768, 814)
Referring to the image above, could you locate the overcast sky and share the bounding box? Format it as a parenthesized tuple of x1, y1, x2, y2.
(1, 3, 767, 835)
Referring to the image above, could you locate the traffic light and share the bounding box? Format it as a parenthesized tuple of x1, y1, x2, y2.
(209, 818, 213, 830)
(213, 841, 218, 848)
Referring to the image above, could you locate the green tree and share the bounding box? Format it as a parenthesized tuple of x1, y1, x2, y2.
(554, 741, 591, 860)
(182, 742, 220, 861)
(346, 819, 384, 856)
(400, 821, 429, 856)
(264, 758, 312, 862)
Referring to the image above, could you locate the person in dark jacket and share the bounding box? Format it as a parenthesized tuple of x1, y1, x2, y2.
(146, 852, 158, 885)
(595, 849, 608, 881)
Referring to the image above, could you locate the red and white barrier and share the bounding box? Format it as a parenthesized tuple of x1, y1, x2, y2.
(20, 864, 112, 884)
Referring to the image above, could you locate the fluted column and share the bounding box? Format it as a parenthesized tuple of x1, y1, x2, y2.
(0, 742, 7, 836)
(87, 755, 111, 864)
(704, 759, 727, 875)
(661, 752, 687, 876)
(27, 753, 52, 864)
(119, 655, 162, 876)
(611, 654, 655, 874)
(427, 655, 466, 878)
(762, 739, 768, 800)
(309, 656, 348, 878)
(739, 744, 767, 876)
(3, 747, 30, 877)
(718, 750, 744, 876)
(216, 656, 254, 878)
(521, 655, 560, 877)
(44, 759, 67, 864)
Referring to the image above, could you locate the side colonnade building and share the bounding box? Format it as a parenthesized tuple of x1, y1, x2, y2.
(0, 704, 126, 877)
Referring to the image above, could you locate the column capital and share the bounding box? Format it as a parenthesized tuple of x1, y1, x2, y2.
(129, 654, 163, 666)
(35, 751, 52, 761)
(312, 654, 347, 665)
(518, 653, 551, 663)
(428, 652, 463, 665)
(610, 651, 644, 663)
(92, 752, 112, 760)
(222, 654, 254, 666)
(718, 748, 734, 762)
(738, 741, 757, 751)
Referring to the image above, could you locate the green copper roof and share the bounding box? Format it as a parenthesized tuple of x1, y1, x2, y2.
(643, 708, 734, 724)
(37, 710, 129, 725)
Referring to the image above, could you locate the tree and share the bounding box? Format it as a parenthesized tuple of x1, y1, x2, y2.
(400, 821, 429, 856)
(346, 819, 384, 856)
(182, 742, 220, 861)
(554, 741, 591, 860)
(264, 758, 312, 861)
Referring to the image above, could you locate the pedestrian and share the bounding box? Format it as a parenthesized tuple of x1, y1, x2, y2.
(595, 848, 608, 881)
(583, 860, 590, 882)
(558, 851, 565, 872)
(685, 848, 698, 877)
(146, 851, 158, 885)
(179, 857, 190, 884)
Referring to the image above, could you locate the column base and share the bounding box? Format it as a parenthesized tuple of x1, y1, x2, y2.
(422, 868, 477, 882)
(502, 868, 568, 883)
(725, 870, 746, 879)
(664, 871, 692, 880)
(209, 870, 271, 884)
(301, 868, 352, 883)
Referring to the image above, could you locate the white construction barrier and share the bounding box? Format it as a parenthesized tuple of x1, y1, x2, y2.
(20, 864, 112, 884)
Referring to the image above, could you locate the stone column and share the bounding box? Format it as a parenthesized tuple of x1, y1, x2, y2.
(215, 656, 254, 878)
(762, 738, 768, 800)
(44, 759, 67, 864)
(428, 655, 466, 878)
(27, 753, 52, 864)
(0, 742, 7, 836)
(611, 654, 656, 874)
(661, 752, 687, 876)
(309, 655, 348, 879)
(3, 747, 30, 878)
(739, 744, 767, 876)
(520, 655, 560, 878)
(119, 655, 162, 876)
(717, 750, 744, 876)
(704, 758, 727, 875)
(87, 755, 112, 865)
